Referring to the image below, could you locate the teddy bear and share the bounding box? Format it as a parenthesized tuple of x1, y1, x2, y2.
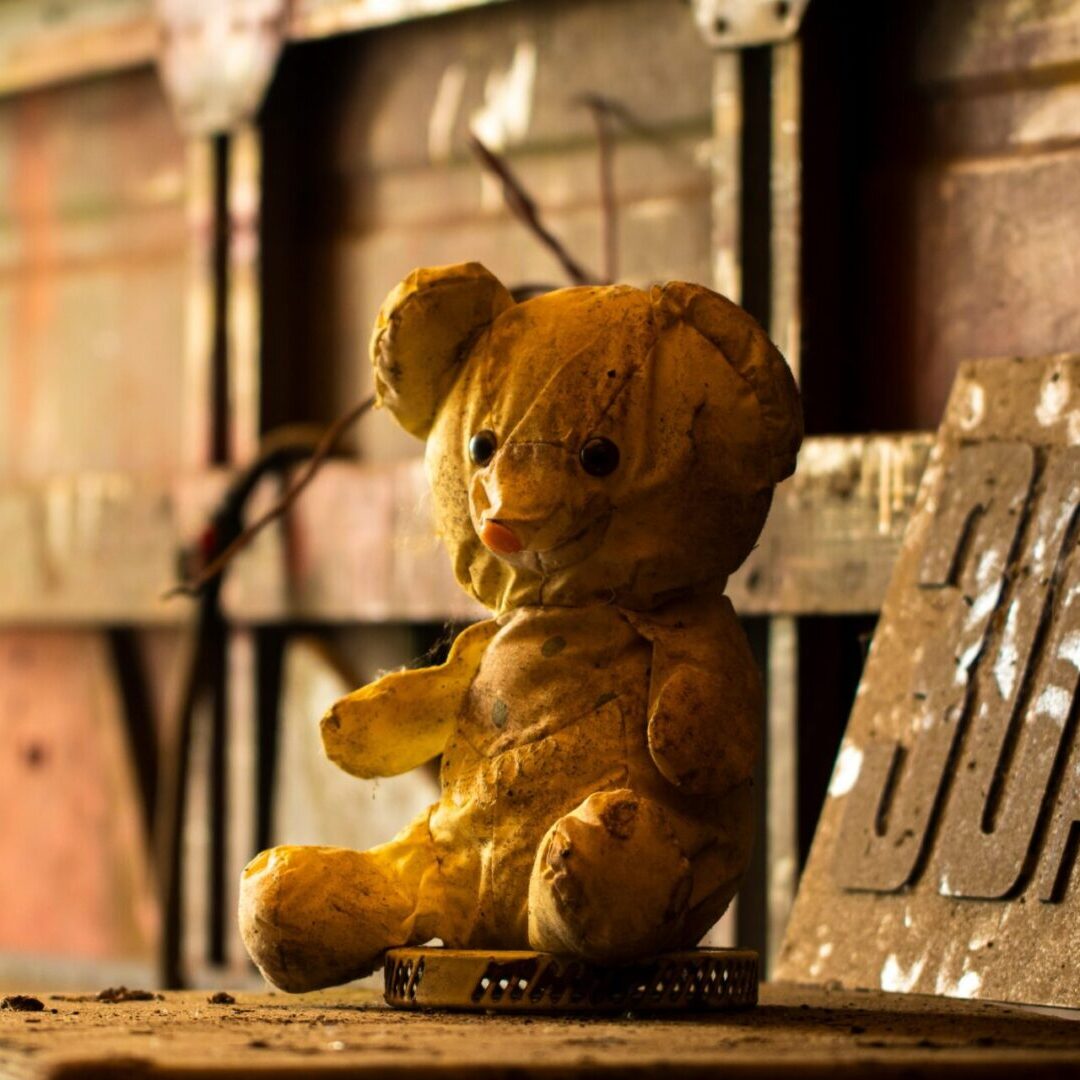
(239, 262, 802, 992)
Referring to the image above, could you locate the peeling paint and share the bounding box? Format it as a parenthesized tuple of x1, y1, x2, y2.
(994, 600, 1020, 700)
(1034, 684, 1072, 725)
(1036, 371, 1070, 426)
(880, 953, 925, 994)
(828, 743, 863, 797)
(959, 382, 985, 431)
(1058, 631, 1080, 671)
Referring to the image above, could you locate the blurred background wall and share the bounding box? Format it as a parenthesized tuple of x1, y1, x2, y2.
(1, 0, 1079, 989)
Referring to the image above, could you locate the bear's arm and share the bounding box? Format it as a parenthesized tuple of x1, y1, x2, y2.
(320, 619, 499, 779)
(623, 595, 762, 796)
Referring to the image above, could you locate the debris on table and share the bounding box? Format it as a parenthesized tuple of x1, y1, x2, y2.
(95, 987, 162, 1003)
(208, 991, 236, 1005)
(0, 995, 44, 1013)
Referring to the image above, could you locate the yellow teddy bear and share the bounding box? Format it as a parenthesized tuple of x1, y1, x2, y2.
(239, 263, 802, 992)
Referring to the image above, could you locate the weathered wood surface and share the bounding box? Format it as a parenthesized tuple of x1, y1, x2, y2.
(811, 0, 1080, 433)
(1, 983, 1079, 1078)
(261, 0, 715, 464)
(0, 433, 931, 625)
(0, 631, 157, 968)
(731, 433, 933, 616)
(0, 0, 156, 98)
(780, 355, 1080, 1010)
(0, 0, 516, 99)
(0, 69, 188, 478)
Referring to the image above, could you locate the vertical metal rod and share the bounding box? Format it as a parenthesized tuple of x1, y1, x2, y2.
(765, 37, 802, 977)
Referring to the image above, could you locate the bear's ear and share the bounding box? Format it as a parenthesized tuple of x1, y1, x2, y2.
(370, 262, 514, 438)
(652, 281, 804, 482)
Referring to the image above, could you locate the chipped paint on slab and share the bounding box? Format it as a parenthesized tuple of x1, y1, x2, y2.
(975, 548, 1002, 588)
(1036, 371, 1070, 426)
(1034, 684, 1072, 726)
(880, 954, 925, 994)
(1059, 631, 1080, 671)
(808, 940, 834, 978)
(955, 641, 982, 684)
(959, 381, 985, 431)
(828, 743, 863, 797)
(967, 582, 1000, 626)
(937, 959, 983, 1000)
(1067, 411, 1080, 445)
(994, 601, 1021, 700)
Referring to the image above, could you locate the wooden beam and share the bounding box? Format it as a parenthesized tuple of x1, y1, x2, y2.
(0, 0, 156, 98)
(0, 0, 516, 100)
(0, 433, 932, 626)
(728, 432, 934, 617)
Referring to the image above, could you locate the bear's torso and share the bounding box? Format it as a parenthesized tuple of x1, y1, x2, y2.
(422, 603, 725, 948)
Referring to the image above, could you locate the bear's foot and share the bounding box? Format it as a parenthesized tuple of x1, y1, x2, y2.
(527, 789, 695, 963)
(239, 844, 417, 992)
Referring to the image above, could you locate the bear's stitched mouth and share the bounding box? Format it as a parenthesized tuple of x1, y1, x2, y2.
(477, 507, 612, 574)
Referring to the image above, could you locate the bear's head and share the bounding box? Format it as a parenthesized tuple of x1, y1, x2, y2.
(372, 262, 802, 612)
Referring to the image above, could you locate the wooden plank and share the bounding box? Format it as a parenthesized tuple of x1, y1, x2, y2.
(3, 983, 1080, 1077)
(0, 631, 156, 968)
(729, 433, 934, 616)
(0, 0, 155, 99)
(0, 433, 933, 625)
(915, 0, 1080, 85)
(0, 70, 189, 478)
(290, 0, 513, 41)
(810, 0, 1080, 432)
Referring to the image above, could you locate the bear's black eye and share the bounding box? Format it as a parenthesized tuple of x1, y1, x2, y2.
(469, 429, 498, 466)
(580, 437, 620, 477)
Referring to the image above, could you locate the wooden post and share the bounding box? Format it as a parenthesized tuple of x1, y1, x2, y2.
(765, 38, 802, 977)
(703, 49, 743, 950)
(180, 137, 218, 470)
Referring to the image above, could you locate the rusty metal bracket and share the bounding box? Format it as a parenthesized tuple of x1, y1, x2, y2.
(691, 0, 810, 49)
(155, 0, 288, 136)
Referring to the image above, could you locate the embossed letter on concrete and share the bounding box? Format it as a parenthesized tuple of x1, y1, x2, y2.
(779, 356, 1080, 1009)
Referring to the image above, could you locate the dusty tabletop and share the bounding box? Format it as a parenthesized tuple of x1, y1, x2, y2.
(0, 982, 1079, 1077)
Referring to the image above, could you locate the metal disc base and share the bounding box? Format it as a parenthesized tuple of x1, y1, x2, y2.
(383, 946, 758, 1013)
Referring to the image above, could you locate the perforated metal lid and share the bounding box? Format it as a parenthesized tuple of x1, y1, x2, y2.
(384, 947, 758, 1013)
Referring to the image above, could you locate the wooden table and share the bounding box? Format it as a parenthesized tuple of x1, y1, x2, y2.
(2, 983, 1079, 1078)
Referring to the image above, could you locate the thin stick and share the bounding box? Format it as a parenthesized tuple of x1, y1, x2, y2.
(579, 95, 618, 284)
(163, 395, 375, 599)
(467, 131, 597, 286)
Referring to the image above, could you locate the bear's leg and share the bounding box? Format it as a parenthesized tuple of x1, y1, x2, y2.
(527, 789, 703, 963)
(239, 814, 436, 992)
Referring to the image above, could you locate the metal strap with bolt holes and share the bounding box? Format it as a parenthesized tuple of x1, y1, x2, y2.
(384, 947, 759, 1013)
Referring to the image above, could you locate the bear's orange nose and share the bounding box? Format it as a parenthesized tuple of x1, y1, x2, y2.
(480, 520, 523, 555)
